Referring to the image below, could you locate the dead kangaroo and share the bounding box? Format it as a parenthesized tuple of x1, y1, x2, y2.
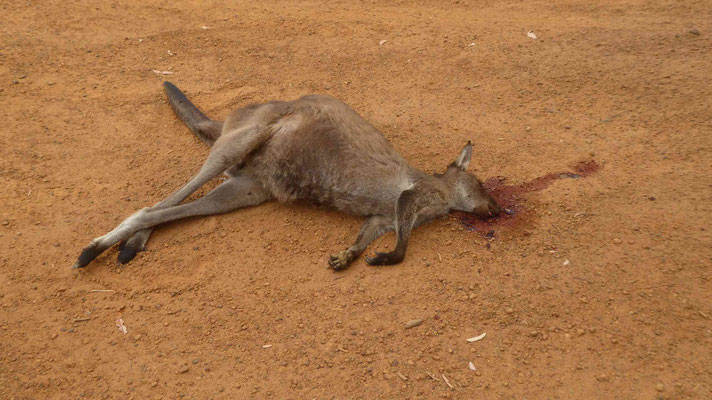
(72, 82, 502, 270)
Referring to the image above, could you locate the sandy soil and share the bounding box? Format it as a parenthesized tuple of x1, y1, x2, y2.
(1, 0, 711, 398)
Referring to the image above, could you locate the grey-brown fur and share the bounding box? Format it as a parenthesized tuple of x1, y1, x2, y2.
(72, 82, 502, 270)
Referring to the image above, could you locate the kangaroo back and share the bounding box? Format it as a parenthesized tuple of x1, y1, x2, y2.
(164, 81, 223, 146)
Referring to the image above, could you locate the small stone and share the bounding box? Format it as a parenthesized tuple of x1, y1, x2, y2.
(1, 220, 8, 226)
(505, 307, 514, 314)
(655, 383, 665, 392)
(192, 358, 200, 364)
(178, 366, 190, 374)
(612, 238, 622, 244)
(689, 28, 700, 35)
(596, 374, 609, 382)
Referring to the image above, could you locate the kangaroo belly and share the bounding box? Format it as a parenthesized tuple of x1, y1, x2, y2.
(246, 133, 408, 216)
(240, 95, 413, 216)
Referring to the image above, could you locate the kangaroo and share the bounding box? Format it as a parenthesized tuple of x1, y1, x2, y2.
(72, 82, 502, 270)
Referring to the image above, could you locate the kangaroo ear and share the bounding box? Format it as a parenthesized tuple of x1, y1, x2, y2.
(453, 141, 472, 170)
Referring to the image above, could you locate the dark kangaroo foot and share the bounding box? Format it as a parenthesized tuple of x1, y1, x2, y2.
(117, 240, 140, 264)
(72, 242, 106, 269)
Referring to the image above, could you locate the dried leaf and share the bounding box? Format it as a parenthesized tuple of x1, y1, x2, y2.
(404, 319, 423, 329)
(379, 40, 387, 46)
(527, 30, 538, 39)
(152, 70, 174, 75)
(466, 332, 486, 342)
(116, 318, 127, 334)
(262, 344, 272, 348)
(442, 373, 453, 389)
(468, 361, 477, 371)
(563, 259, 570, 266)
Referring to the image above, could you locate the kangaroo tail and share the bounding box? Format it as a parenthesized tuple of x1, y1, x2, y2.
(163, 81, 223, 146)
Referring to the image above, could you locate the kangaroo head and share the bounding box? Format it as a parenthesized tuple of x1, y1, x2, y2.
(438, 141, 502, 218)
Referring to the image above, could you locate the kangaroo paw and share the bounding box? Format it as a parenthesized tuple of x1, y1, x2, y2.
(328, 249, 355, 271)
(366, 251, 404, 266)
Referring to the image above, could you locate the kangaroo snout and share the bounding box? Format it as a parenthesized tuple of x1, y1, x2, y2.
(472, 200, 502, 219)
(488, 200, 503, 217)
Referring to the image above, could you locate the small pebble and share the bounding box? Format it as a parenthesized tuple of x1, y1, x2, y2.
(178, 366, 190, 374)
(655, 383, 665, 392)
(689, 28, 700, 35)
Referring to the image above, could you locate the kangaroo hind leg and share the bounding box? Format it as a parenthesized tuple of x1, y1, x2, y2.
(72, 124, 270, 269)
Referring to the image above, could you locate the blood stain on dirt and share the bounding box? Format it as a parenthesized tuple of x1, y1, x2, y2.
(453, 160, 601, 235)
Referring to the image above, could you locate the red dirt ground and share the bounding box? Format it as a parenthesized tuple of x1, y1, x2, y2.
(1, 1, 711, 399)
